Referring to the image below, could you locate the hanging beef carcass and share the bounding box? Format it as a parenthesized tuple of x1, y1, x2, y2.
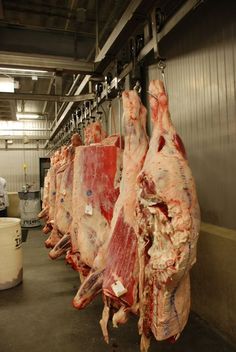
(38, 171, 50, 221)
(73, 89, 148, 327)
(44, 148, 70, 248)
(38, 149, 61, 239)
(68, 134, 122, 276)
(100, 90, 149, 332)
(39, 134, 82, 249)
(49, 133, 121, 262)
(49, 124, 107, 260)
(136, 80, 200, 351)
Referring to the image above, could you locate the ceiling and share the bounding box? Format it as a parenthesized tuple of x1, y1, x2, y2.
(0, 0, 131, 122)
(0, 0, 189, 137)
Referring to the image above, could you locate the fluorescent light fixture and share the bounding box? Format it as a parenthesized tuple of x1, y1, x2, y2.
(16, 113, 40, 120)
(0, 77, 14, 92)
(7, 140, 13, 144)
(0, 67, 48, 73)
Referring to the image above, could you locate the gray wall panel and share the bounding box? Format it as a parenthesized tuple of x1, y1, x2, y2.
(147, 0, 236, 229)
(0, 149, 45, 192)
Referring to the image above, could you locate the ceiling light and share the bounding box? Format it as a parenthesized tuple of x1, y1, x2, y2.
(0, 77, 14, 92)
(0, 67, 48, 73)
(16, 113, 41, 120)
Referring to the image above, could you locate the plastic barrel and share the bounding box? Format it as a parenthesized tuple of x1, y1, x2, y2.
(0, 218, 23, 290)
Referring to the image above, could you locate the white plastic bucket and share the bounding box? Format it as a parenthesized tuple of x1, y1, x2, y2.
(0, 217, 23, 290)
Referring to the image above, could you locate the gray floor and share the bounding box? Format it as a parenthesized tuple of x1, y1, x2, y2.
(0, 229, 235, 352)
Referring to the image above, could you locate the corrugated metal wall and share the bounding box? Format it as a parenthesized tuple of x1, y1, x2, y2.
(0, 119, 47, 191)
(0, 119, 49, 137)
(0, 149, 46, 192)
(147, 0, 236, 229)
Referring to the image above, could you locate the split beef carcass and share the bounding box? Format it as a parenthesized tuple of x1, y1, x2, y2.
(100, 90, 149, 340)
(41, 134, 82, 249)
(44, 147, 70, 248)
(68, 134, 122, 277)
(73, 89, 148, 332)
(39, 149, 61, 239)
(136, 80, 200, 351)
(38, 171, 50, 221)
(47, 134, 82, 254)
(49, 134, 122, 262)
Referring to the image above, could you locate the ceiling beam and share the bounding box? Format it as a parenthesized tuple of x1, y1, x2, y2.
(0, 92, 95, 102)
(0, 135, 48, 140)
(0, 51, 95, 73)
(0, 21, 96, 39)
(95, 0, 143, 63)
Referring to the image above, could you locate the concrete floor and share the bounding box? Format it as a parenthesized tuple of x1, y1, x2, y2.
(0, 229, 235, 352)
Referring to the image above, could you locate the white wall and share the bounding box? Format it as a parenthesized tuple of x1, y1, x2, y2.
(0, 149, 46, 192)
(0, 119, 47, 191)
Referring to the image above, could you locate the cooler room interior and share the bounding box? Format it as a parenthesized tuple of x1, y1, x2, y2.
(0, 0, 235, 351)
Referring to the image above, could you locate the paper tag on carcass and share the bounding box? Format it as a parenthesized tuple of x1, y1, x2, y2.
(111, 280, 127, 297)
(85, 204, 93, 215)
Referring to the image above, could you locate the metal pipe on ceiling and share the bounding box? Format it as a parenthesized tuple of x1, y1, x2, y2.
(0, 21, 96, 38)
(0, 92, 95, 102)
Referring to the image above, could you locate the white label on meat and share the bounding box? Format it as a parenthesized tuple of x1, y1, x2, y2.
(85, 204, 93, 216)
(111, 280, 127, 297)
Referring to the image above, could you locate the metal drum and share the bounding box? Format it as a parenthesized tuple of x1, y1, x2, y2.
(18, 191, 41, 228)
